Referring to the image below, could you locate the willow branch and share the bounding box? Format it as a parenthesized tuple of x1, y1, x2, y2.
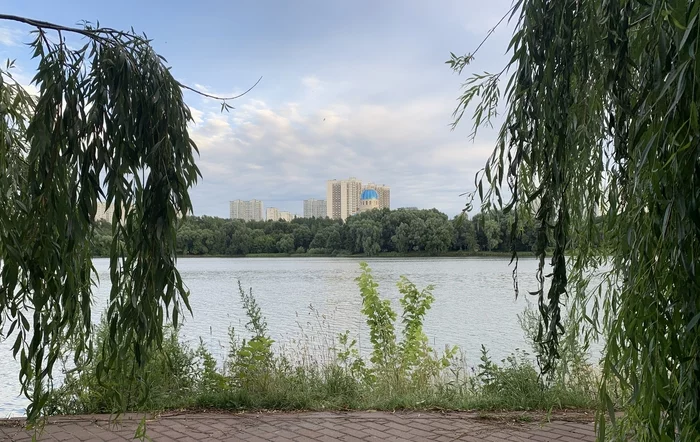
(178, 76, 262, 101)
(0, 14, 131, 43)
(469, 1, 520, 60)
(0, 13, 260, 102)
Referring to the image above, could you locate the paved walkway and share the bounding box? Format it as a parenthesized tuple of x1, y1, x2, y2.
(0, 411, 596, 441)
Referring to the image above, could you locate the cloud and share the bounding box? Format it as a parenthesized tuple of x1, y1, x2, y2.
(187, 76, 494, 217)
(302, 76, 322, 90)
(189, 106, 204, 125)
(0, 27, 23, 47)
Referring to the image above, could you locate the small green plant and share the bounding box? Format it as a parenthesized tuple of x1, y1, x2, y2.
(476, 345, 499, 386)
(226, 281, 275, 392)
(356, 262, 397, 369)
(335, 330, 369, 382)
(398, 276, 434, 365)
(195, 339, 228, 394)
(353, 263, 456, 394)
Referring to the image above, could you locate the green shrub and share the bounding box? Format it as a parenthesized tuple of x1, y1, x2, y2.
(225, 282, 275, 392)
(47, 320, 201, 414)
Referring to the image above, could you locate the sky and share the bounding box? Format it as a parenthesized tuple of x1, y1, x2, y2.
(0, 0, 516, 218)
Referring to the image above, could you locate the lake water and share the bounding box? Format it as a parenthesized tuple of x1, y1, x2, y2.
(1, 256, 558, 417)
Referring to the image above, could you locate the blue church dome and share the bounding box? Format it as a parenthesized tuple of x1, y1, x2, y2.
(361, 189, 379, 200)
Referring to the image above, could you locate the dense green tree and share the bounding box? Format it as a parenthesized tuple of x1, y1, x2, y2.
(229, 224, 252, 255)
(276, 234, 295, 254)
(325, 225, 344, 253)
(0, 15, 251, 421)
(309, 227, 330, 251)
(392, 222, 412, 253)
(408, 218, 427, 251)
(248, 230, 269, 253)
(348, 219, 382, 256)
(292, 225, 313, 250)
(452, 216, 477, 252)
(482, 218, 502, 251)
(423, 217, 454, 255)
(94, 208, 535, 258)
(97, 207, 535, 258)
(450, 0, 700, 438)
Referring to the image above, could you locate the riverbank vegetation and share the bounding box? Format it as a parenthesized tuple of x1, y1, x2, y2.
(449, 0, 700, 438)
(91, 209, 549, 258)
(47, 264, 604, 416)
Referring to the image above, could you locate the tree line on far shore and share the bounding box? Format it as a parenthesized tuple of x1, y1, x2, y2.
(92, 208, 543, 257)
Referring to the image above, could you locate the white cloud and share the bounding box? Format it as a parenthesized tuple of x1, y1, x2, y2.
(189, 106, 204, 125)
(302, 75, 322, 90)
(187, 85, 495, 217)
(0, 27, 23, 47)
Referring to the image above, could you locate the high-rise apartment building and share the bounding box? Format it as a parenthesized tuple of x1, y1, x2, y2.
(267, 207, 295, 222)
(230, 199, 264, 221)
(326, 178, 390, 220)
(303, 199, 327, 218)
(95, 202, 114, 223)
(326, 177, 363, 221)
(326, 180, 342, 219)
(266, 207, 280, 221)
(363, 183, 390, 209)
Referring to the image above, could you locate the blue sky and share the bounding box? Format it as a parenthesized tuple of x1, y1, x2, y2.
(0, 0, 515, 217)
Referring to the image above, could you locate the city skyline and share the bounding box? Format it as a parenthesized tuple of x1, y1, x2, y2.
(229, 177, 390, 221)
(326, 177, 391, 221)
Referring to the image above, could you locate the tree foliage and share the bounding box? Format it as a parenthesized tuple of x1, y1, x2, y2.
(145, 208, 541, 257)
(451, 0, 700, 439)
(0, 17, 240, 421)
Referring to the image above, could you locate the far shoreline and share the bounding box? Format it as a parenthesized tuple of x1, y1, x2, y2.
(93, 251, 536, 259)
(170, 251, 536, 259)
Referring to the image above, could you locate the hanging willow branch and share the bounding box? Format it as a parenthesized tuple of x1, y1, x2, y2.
(0, 16, 256, 423)
(451, 0, 700, 440)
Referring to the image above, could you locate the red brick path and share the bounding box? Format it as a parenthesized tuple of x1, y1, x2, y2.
(0, 411, 597, 441)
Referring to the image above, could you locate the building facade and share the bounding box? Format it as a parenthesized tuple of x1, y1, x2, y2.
(327, 178, 390, 221)
(341, 177, 363, 219)
(358, 189, 380, 213)
(363, 183, 390, 209)
(95, 202, 114, 223)
(266, 207, 280, 221)
(279, 211, 294, 222)
(230, 199, 264, 222)
(267, 207, 295, 222)
(326, 180, 342, 219)
(303, 199, 327, 218)
(326, 177, 363, 221)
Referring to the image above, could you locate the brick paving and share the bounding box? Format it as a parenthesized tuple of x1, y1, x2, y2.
(0, 411, 597, 441)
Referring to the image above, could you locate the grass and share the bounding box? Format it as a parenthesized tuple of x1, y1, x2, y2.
(48, 344, 598, 416)
(45, 264, 602, 418)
